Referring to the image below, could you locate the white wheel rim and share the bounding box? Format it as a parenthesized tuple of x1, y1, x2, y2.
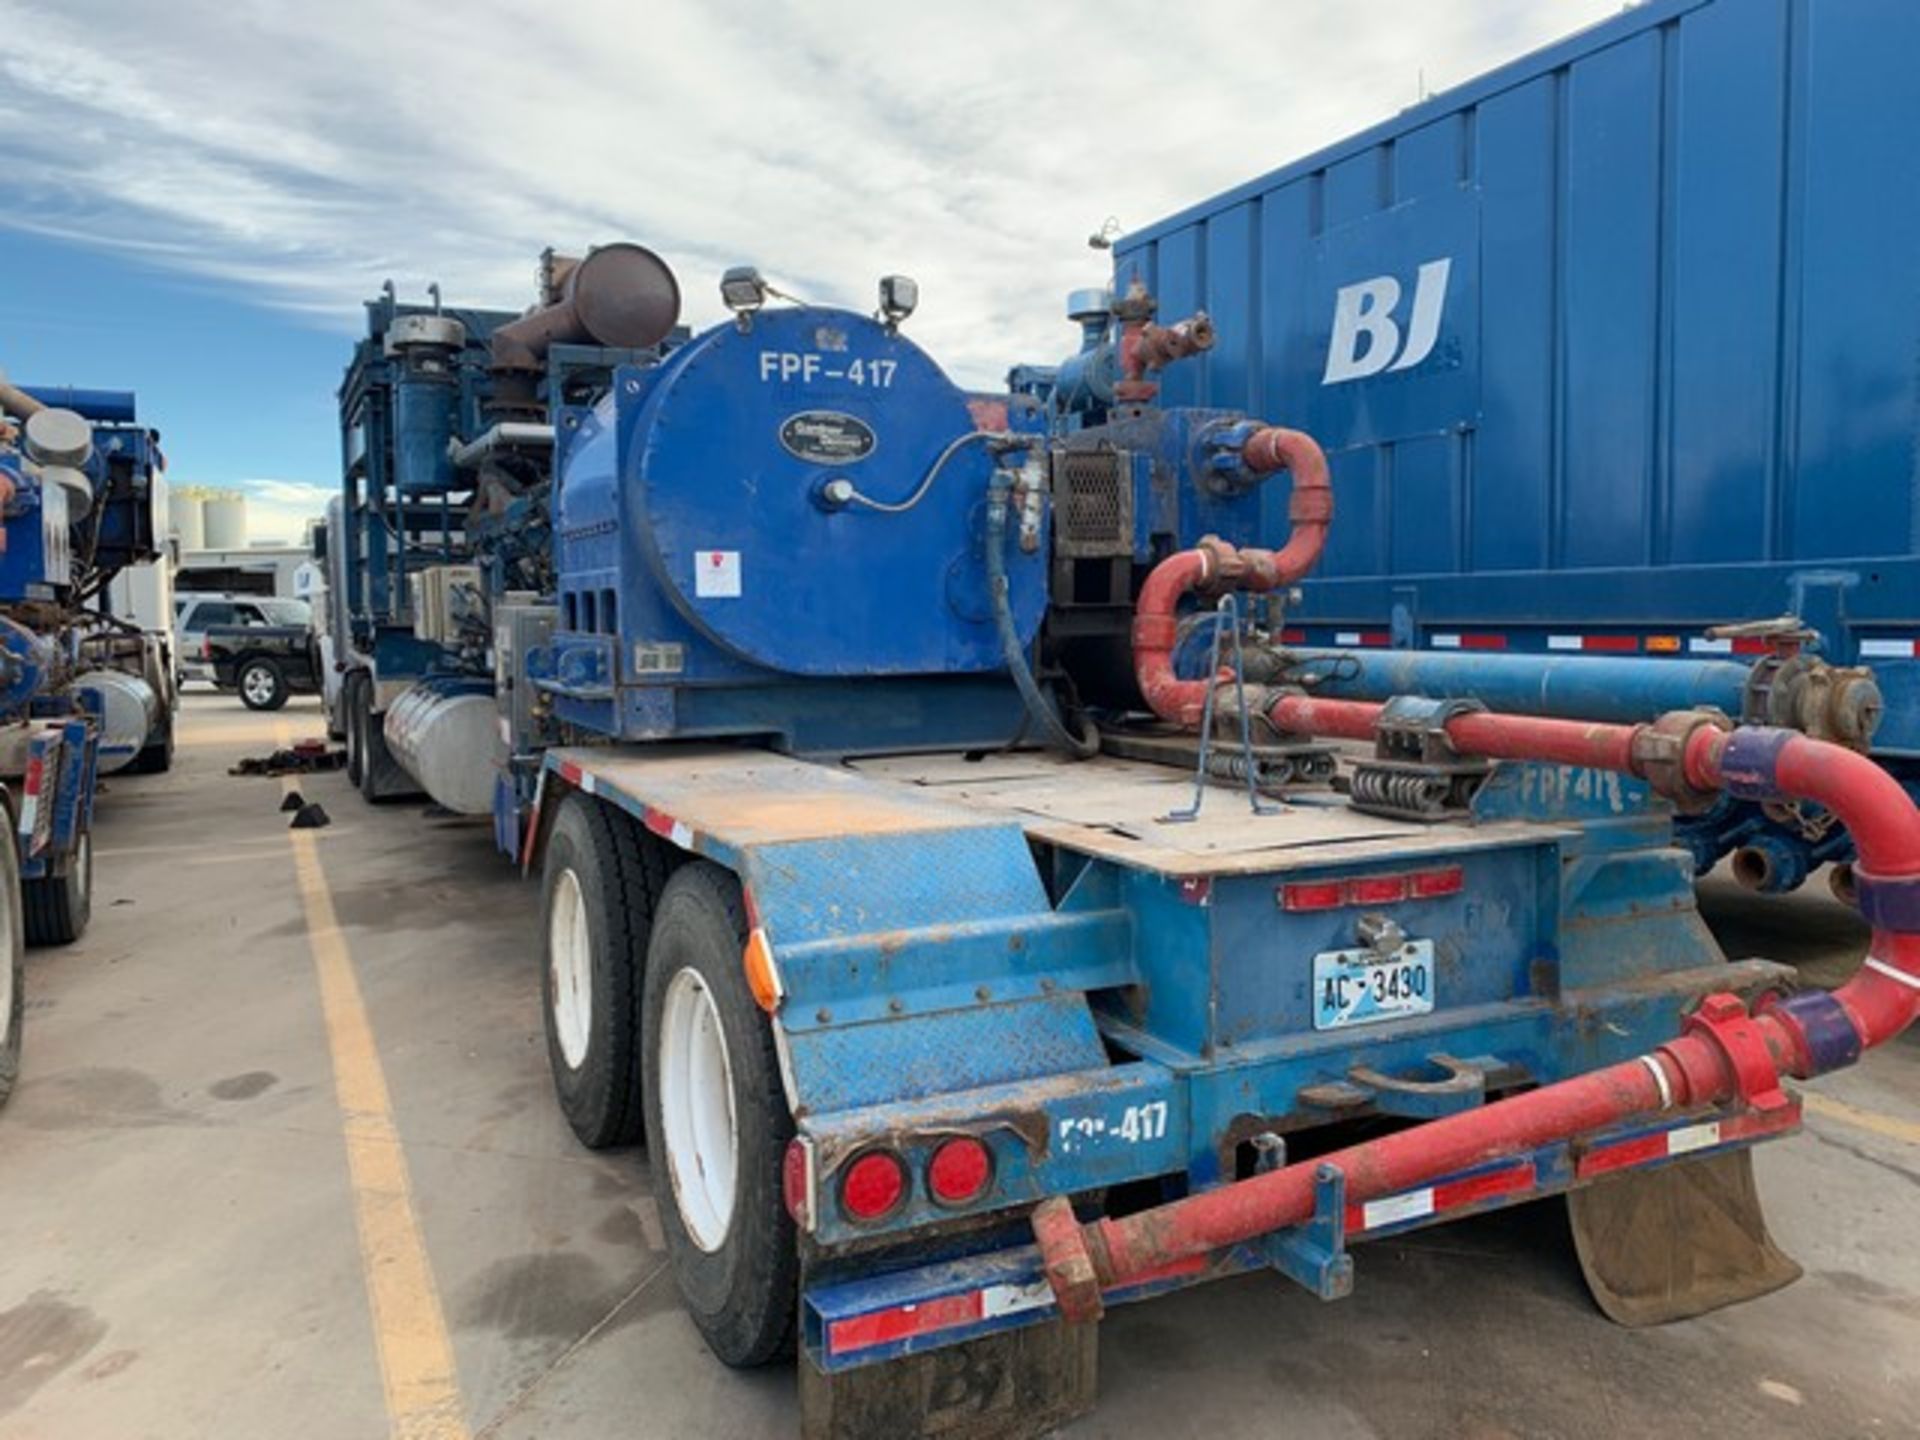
(548, 868, 593, 1070)
(243, 667, 275, 705)
(660, 966, 739, 1253)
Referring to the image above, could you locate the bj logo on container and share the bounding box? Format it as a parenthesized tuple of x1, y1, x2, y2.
(1322, 257, 1453, 384)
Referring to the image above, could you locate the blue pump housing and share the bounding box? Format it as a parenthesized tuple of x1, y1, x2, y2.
(549, 307, 1048, 741)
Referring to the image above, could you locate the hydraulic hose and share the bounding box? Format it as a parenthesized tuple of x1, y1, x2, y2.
(987, 475, 1097, 758)
(1032, 700, 1920, 1321)
(1134, 428, 1332, 726)
(842, 430, 1002, 515)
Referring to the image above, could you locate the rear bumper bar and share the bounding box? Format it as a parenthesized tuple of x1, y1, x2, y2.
(802, 1096, 1800, 1373)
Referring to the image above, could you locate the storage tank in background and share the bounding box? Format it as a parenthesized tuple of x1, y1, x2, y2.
(201, 489, 248, 549)
(171, 485, 208, 550)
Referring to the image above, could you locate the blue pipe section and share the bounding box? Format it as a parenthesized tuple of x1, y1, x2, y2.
(19, 386, 137, 423)
(1285, 647, 1754, 725)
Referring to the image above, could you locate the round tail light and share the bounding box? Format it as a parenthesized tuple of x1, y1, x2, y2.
(839, 1149, 907, 1223)
(926, 1136, 993, 1207)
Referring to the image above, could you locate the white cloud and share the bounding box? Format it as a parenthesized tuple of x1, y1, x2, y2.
(0, 0, 1623, 388)
(235, 479, 330, 546)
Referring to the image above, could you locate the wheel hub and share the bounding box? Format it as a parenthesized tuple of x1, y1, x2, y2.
(660, 966, 739, 1252)
(549, 867, 593, 1070)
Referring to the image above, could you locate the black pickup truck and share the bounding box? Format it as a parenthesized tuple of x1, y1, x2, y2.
(206, 622, 321, 711)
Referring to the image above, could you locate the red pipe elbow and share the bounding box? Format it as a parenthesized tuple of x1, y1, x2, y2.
(1238, 427, 1333, 587)
(1129, 426, 1333, 727)
(1132, 549, 1215, 727)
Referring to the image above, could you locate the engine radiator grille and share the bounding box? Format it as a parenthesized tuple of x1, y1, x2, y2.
(1052, 449, 1134, 558)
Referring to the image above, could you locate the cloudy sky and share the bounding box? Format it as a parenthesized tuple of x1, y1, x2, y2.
(0, 0, 1622, 542)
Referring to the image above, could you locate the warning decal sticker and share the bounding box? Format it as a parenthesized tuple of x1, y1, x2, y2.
(694, 550, 742, 599)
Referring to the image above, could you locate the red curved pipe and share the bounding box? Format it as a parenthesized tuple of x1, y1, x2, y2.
(1240, 427, 1334, 586)
(1132, 427, 1332, 727)
(1034, 703, 1920, 1320)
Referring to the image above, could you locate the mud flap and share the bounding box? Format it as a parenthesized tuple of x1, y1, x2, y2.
(799, 1319, 1098, 1440)
(1568, 1148, 1802, 1326)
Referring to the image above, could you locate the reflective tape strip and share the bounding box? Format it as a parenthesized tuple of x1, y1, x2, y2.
(1688, 637, 1733, 654)
(1864, 956, 1920, 992)
(828, 1292, 982, 1356)
(980, 1280, 1053, 1319)
(1859, 639, 1920, 659)
(641, 807, 696, 850)
(1347, 1162, 1537, 1234)
(1336, 631, 1362, 645)
(1551, 634, 1641, 652)
(1360, 1188, 1434, 1229)
(826, 1280, 1054, 1357)
(1431, 634, 1461, 649)
(1577, 1105, 1797, 1179)
(1666, 1120, 1721, 1156)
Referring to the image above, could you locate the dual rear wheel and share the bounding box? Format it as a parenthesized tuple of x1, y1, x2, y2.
(540, 794, 797, 1365)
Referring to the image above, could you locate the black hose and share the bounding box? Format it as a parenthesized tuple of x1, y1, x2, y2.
(986, 477, 1098, 759)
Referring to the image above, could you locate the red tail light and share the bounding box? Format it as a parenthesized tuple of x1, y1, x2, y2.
(1411, 866, 1465, 898)
(1281, 866, 1467, 910)
(1346, 874, 1408, 905)
(782, 1138, 814, 1230)
(840, 1149, 907, 1223)
(926, 1137, 993, 1207)
(1281, 880, 1344, 912)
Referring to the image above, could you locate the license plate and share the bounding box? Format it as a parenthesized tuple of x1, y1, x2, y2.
(1312, 940, 1435, 1030)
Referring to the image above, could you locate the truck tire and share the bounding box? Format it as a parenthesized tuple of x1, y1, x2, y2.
(541, 795, 676, 1148)
(357, 694, 415, 803)
(344, 673, 366, 788)
(238, 657, 289, 711)
(124, 709, 176, 775)
(0, 821, 23, 1108)
(643, 860, 797, 1367)
(24, 828, 90, 947)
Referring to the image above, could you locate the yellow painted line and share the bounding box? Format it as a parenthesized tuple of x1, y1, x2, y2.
(278, 725, 470, 1440)
(1802, 1090, 1920, 1148)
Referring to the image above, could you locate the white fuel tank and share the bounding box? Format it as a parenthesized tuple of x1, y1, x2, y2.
(74, 669, 158, 773)
(383, 685, 495, 815)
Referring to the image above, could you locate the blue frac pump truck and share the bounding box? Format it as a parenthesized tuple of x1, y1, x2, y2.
(0, 376, 174, 1109)
(326, 237, 1920, 1437)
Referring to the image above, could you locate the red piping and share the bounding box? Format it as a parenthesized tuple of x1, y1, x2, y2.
(1033, 700, 1920, 1321)
(1132, 428, 1333, 727)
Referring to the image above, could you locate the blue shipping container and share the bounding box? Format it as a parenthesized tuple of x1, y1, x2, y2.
(1114, 0, 1920, 755)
